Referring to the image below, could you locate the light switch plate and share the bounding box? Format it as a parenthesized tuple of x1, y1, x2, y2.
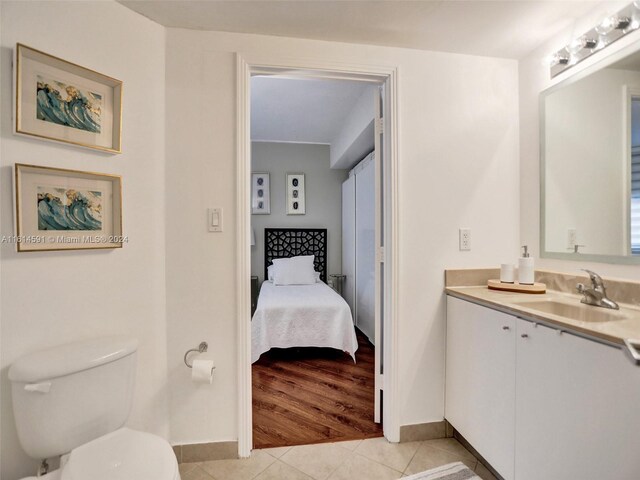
(208, 208, 223, 232)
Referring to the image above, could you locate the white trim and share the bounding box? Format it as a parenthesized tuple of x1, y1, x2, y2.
(236, 54, 253, 458)
(383, 66, 401, 443)
(374, 85, 382, 424)
(236, 54, 401, 455)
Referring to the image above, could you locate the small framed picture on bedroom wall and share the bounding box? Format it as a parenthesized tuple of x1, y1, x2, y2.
(252, 172, 270, 214)
(286, 173, 305, 215)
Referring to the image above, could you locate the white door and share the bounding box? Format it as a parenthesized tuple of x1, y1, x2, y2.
(515, 319, 640, 480)
(445, 297, 516, 480)
(373, 85, 384, 424)
(342, 175, 356, 318)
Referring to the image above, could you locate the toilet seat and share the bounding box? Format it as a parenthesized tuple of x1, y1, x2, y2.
(60, 428, 179, 480)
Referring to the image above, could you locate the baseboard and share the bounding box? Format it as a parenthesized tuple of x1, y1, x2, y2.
(399, 421, 446, 442)
(172, 440, 238, 463)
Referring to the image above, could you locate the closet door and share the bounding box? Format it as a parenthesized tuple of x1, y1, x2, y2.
(356, 156, 376, 344)
(342, 176, 356, 318)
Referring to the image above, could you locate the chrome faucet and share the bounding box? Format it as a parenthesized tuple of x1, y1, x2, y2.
(576, 269, 619, 310)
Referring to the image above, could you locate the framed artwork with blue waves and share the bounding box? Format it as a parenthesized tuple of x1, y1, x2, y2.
(14, 164, 124, 252)
(15, 44, 123, 153)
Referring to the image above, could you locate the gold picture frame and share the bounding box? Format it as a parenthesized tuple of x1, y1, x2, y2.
(14, 164, 124, 252)
(15, 44, 123, 153)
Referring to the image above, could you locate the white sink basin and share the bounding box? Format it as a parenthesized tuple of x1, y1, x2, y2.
(511, 299, 626, 323)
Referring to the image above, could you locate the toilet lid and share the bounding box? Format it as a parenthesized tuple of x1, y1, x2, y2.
(61, 428, 178, 480)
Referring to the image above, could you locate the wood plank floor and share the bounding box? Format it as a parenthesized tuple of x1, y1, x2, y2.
(252, 328, 383, 449)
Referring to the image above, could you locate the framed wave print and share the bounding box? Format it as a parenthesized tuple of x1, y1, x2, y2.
(14, 164, 124, 252)
(15, 44, 123, 153)
(286, 173, 306, 215)
(252, 172, 270, 214)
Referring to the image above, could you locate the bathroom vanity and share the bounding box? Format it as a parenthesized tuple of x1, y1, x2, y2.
(445, 283, 640, 480)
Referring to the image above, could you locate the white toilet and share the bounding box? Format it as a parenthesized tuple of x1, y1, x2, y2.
(9, 336, 180, 480)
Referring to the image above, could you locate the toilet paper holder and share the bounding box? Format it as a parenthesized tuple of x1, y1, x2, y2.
(184, 342, 209, 368)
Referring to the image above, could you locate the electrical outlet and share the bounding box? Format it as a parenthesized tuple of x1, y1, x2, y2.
(459, 228, 471, 251)
(568, 228, 577, 249)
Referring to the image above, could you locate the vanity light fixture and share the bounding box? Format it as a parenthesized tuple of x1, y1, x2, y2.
(566, 36, 597, 55)
(550, 3, 640, 78)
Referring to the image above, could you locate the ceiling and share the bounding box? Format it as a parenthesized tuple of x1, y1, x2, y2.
(120, 0, 602, 59)
(251, 76, 372, 144)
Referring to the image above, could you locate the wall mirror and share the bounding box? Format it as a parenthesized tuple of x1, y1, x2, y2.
(541, 43, 640, 264)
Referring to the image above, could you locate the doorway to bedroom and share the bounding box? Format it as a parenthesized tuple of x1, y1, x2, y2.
(248, 74, 385, 449)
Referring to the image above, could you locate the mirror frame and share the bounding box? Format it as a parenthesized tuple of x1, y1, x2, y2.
(540, 39, 640, 265)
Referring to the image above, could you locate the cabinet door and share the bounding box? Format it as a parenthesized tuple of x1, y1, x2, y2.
(355, 158, 376, 343)
(341, 176, 356, 318)
(515, 319, 640, 480)
(446, 297, 516, 480)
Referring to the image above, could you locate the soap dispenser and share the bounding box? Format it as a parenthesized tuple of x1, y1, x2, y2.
(518, 245, 534, 285)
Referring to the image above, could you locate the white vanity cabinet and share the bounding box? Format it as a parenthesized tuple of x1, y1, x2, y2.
(445, 296, 516, 480)
(446, 295, 640, 480)
(515, 319, 640, 480)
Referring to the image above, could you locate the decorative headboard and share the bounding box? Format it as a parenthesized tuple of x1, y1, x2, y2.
(264, 228, 328, 283)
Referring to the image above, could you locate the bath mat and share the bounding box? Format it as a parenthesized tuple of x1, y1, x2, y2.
(402, 461, 480, 480)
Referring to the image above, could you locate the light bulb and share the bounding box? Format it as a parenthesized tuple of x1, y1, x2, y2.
(567, 37, 584, 55)
(595, 15, 616, 35)
(542, 53, 557, 67)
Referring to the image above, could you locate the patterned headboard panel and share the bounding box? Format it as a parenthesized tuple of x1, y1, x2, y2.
(264, 228, 328, 283)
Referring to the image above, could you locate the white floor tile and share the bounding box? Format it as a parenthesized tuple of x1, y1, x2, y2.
(261, 445, 293, 458)
(280, 442, 352, 480)
(355, 437, 421, 472)
(254, 460, 314, 480)
(327, 453, 402, 480)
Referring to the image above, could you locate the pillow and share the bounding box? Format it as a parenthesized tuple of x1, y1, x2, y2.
(272, 255, 316, 285)
(314, 271, 321, 282)
(267, 265, 274, 282)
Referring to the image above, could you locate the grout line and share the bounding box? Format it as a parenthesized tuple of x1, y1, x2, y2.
(276, 458, 317, 479)
(249, 451, 278, 479)
(420, 438, 477, 461)
(401, 440, 424, 474)
(322, 451, 348, 480)
(354, 450, 404, 476)
(195, 465, 216, 480)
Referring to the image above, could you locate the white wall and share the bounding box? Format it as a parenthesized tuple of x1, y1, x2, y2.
(250, 142, 348, 280)
(0, 2, 167, 479)
(330, 86, 376, 169)
(165, 27, 520, 442)
(520, 0, 640, 278)
(544, 68, 640, 255)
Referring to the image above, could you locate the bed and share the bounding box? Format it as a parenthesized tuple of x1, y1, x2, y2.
(251, 228, 358, 363)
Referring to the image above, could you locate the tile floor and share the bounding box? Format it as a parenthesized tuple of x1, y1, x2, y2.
(178, 437, 498, 480)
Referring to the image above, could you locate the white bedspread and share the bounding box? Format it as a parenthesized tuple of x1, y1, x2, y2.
(251, 280, 358, 363)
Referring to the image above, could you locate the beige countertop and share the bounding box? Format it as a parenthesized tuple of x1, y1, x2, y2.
(446, 286, 640, 346)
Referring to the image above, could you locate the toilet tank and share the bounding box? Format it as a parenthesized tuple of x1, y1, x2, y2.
(8, 336, 138, 460)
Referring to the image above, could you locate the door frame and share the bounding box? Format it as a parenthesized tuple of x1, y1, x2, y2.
(236, 53, 400, 457)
